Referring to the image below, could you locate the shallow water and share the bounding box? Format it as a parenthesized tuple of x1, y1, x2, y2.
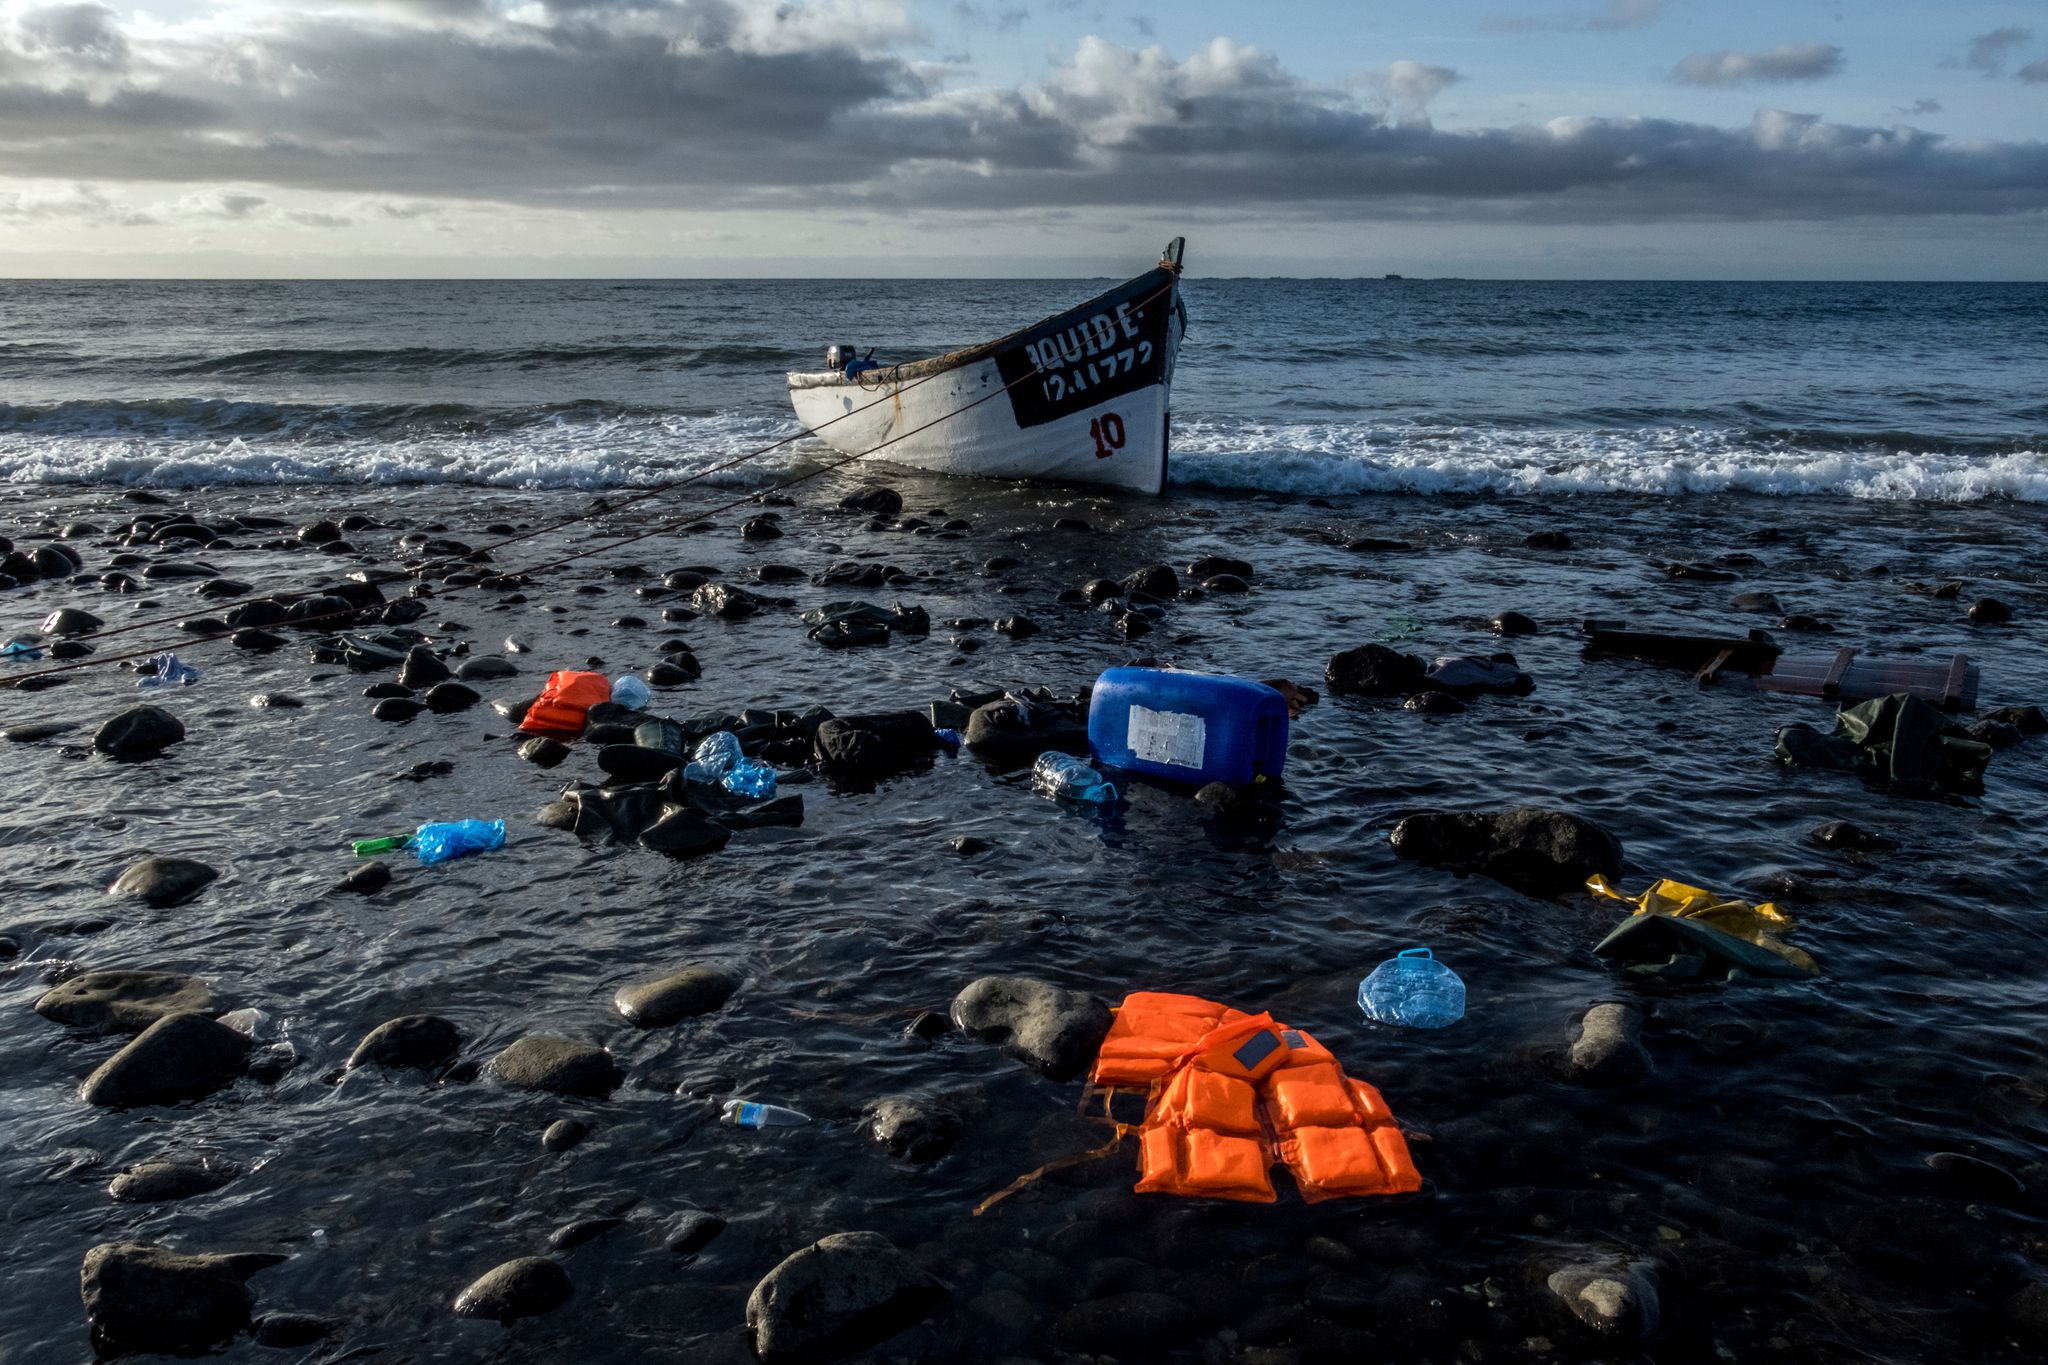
(1, 473, 2046, 1363)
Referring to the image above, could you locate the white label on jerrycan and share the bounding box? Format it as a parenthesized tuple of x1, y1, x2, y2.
(1127, 704, 1206, 769)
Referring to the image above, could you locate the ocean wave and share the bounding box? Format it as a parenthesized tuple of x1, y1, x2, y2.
(170, 341, 804, 377)
(1166, 419, 2048, 501)
(0, 397, 661, 439)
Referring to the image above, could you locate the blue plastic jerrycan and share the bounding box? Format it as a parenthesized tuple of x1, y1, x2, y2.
(1085, 668, 1289, 788)
(1358, 948, 1465, 1029)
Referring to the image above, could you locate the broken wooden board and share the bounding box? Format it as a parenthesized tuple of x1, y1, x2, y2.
(1581, 621, 1782, 677)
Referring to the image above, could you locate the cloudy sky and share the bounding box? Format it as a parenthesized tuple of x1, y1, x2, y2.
(2, 0, 2044, 276)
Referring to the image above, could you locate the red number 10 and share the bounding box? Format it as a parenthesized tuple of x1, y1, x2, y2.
(1090, 412, 1126, 459)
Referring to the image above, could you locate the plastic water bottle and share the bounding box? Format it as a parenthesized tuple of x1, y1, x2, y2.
(136, 651, 201, 689)
(721, 1099, 810, 1128)
(932, 727, 963, 748)
(686, 731, 743, 784)
(412, 818, 506, 865)
(1358, 948, 1465, 1029)
(722, 757, 776, 799)
(1032, 752, 1116, 803)
(611, 675, 652, 710)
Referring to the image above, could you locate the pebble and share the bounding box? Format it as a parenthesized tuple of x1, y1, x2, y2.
(869, 1095, 963, 1163)
(1490, 610, 1538, 635)
(548, 1216, 626, 1250)
(337, 861, 392, 894)
(488, 1036, 620, 1097)
(348, 1014, 462, 1071)
(455, 656, 517, 680)
(664, 1209, 725, 1255)
(1969, 597, 2012, 624)
(518, 736, 571, 767)
(108, 855, 219, 907)
(614, 965, 741, 1026)
(250, 1312, 338, 1348)
(398, 644, 450, 687)
(93, 705, 186, 758)
(1566, 1002, 1650, 1086)
(108, 1157, 240, 1203)
(541, 1118, 590, 1153)
(371, 698, 427, 722)
(424, 681, 480, 713)
(249, 692, 303, 709)
(1545, 1257, 1660, 1338)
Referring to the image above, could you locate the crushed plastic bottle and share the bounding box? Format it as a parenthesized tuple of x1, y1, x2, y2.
(611, 675, 652, 710)
(2, 640, 45, 661)
(932, 727, 963, 748)
(721, 1099, 810, 1128)
(1032, 751, 1117, 803)
(722, 756, 777, 799)
(685, 731, 743, 784)
(412, 818, 506, 865)
(352, 835, 412, 857)
(135, 651, 201, 689)
(1358, 947, 1465, 1029)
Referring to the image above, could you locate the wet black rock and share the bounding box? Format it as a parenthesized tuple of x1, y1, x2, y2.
(249, 692, 302, 709)
(905, 1010, 952, 1040)
(453, 1256, 572, 1322)
(742, 517, 784, 541)
(226, 598, 288, 630)
(647, 658, 698, 686)
(1732, 591, 1782, 613)
(1115, 612, 1152, 639)
(693, 581, 769, 619)
(541, 1118, 589, 1153)
(839, 486, 903, 515)
(42, 607, 103, 636)
(950, 975, 1111, 1081)
(398, 645, 450, 687)
(82, 1012, 249, 1107)
(337, 861, 391, 894)
(1968, 719, 2027, 749)
(993, 615, 1039, 639)
(1055, 1291, 1195, 1355)
(372, 698, 427, 723)
(950, 835, 990, 855)
(1777, 613, 1833, 632)
(1200, 573, 1250, 594)
(1193, 781, 1273, 825)
(232, 627, 287, 652)
(1566, 1003, 1649, 1086)
(1345, 536, 1413, 552)
(1121, 563, 1179, 599)
(1925, 1150, 2025, 1201)
(250, 1312, 337, 1348)
(348, 1015, 462, 1071)
(1546, 1256, 1660, 1339)
(1983, 704, 2048, 734)
(489, 1036, 620, 1097)
(298, 520, 342, 544)
(1403, 690, 1465, 715)
(1389, 806, 1623, 897)
(1189, 555, 1253, 580)
(519, 736, 571, 768)
(614, 965, 740, 1026)
(1525, 530, 1572, 549)
(3, 719, 78, 742)
(424, 681, 480, 714)
(80, 1242, 284, 1357)
(109, 855, 218, 907)
(1490, 611, 1538, 635)
(746, 1230, 943, 1363)
(1969, 597, 2012, 625)
(1082, 577, 1122, 604)
(94, 704, 186, 758)
(1666, 561, 1736, 582)
(109, 1157, 240, 1203)
(870, 1096, 963, 1163)
(1325, 643, 1427, 697)
(665, 1209, 726, 1255)
(549, 1217, 626, 1251)
(37, 969, 212, 1032)
(1810, 820, 1893, 852)
(35, 544, 83, 576)
(455, 656, 517, 681)
(755, 563, 806, 582)
(195, 578, 250, 599)
(362, 681, 412, 700)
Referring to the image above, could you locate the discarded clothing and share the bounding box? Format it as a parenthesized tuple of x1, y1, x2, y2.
(1776, 692, 1991, 799)
(1091, 992, 1421, 1203)
(1587, 874, 1818, 979)
(800, 600, 929, 650)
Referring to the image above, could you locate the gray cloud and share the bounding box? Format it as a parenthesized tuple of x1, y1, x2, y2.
(1671, 43, 1843, 87)
(1896, 98, 1942, 116)
(0, 4, 2044, 230)
(2021, 59, 2048, 86)
(1484, 0, 1660, 35)
(1962, 26, 2032, 76)
(14, 2, 129, 69)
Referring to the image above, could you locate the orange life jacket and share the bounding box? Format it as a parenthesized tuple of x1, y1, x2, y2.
(1092, 992, 1422, 1203)
(517, 670, 611, 740)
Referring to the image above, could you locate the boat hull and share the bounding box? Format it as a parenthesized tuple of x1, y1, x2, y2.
(788, 265, 1181, 496)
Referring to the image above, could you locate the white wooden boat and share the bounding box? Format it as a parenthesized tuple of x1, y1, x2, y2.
(788, 239, 1186, 495)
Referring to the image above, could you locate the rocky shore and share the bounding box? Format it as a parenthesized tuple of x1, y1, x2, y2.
(1, 473, 2044, 1363)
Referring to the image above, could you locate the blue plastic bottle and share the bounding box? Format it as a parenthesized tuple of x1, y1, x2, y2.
(722, 757, 776, 799)
(686, 731, 742, 784)
(413, 819, 506, 865)
(1358, 948, 1465, 1029)
(1086, 668, 1289, 787)
(1033, 752, 1116, 803)
(611, 675, 652, 710)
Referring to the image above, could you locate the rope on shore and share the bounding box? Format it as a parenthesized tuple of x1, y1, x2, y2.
(6, 280, 1180, 686)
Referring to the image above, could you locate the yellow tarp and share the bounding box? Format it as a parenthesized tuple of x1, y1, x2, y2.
(1587, 874, 1818, 976)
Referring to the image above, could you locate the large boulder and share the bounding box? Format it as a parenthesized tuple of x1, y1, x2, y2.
(36, 969, 212, 1033)
(950, 975, 1111, 1081)
(81, 1242, 284, 1356)
(1389, 806, 1622, 897)
(93, 705, 186, 758)
(453, 1256, 572, 1321)
(347, 1014, 463, 1071)
(108, 856, 218, 908)
(745, 1231, 943, 1363)
(614, 965, 740, 1027)
(81, 1012, 249, 1107)
(488, 1036, 620, 1097)
(1325, 643, 1428, 697)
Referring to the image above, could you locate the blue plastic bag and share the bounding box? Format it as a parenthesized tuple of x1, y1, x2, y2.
(1358, 947, 1465, 1029)
(413, 818, 506, 865)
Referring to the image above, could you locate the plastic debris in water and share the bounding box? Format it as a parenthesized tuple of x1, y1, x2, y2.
(2, 640, 45, 661)
(722, 756, 776, 799)
(1358, 948, 1465, 1029)
(685, 731, 743, 785)
(721, 1099, 810, 1128)
(1032, 752, 1116, 803)
(135, 652, 201, 688)
(411, 819, 506, 865)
